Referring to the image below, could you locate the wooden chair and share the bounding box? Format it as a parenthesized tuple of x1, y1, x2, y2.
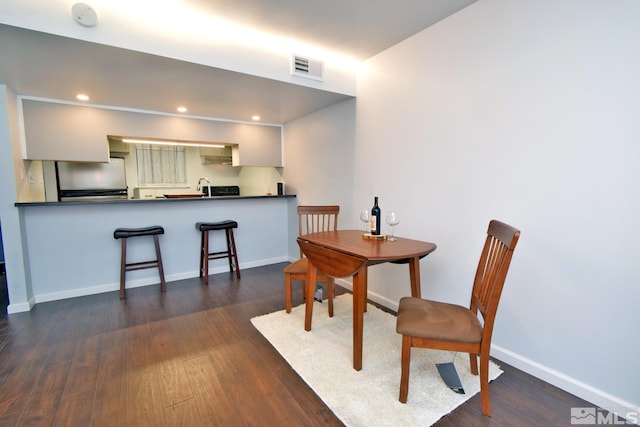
(284, 205, 340, 316)
(395, 219, 520, 416)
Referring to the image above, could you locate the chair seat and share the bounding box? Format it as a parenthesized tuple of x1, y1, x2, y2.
(114, 226, 164, 239)
(196, 220, 238, 231)
(396, 297, 483, 343)
(283, 258, 309, 274)
(284, 258, 333, 277)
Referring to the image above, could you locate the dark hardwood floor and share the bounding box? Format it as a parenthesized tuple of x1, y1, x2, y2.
(0, 263, 594, 426)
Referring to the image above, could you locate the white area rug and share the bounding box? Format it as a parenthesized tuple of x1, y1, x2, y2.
(251, 294, 502, 426)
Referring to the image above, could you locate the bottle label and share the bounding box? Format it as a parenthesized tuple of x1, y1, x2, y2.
(370, 216, 377, 233)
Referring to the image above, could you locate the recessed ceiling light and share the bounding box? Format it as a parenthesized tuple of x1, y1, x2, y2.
(76, 94, 90, 101)
(251, 115, 261, 121)
(177, 106, 187, 113)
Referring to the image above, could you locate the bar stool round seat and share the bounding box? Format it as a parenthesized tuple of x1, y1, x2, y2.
(196, 220, 240, 284)
(113, 225, 166, 299)
(114, 226, 165, 239)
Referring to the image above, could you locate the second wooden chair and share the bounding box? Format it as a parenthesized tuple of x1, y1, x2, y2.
(284, 205, 339, 316)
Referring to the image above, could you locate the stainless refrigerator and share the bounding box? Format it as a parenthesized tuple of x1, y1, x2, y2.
(56, 157, 128, 201)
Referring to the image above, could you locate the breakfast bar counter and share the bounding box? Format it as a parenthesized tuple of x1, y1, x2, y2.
(15, 194, 296, 207)
(12, 194, 297, 311)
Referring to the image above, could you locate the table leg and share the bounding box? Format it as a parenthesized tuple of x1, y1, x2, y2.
(304, 260, 317, 331)
(408, 256, 421, 298)
(362, 267, 368, 313)
(352, 270, 364, 371)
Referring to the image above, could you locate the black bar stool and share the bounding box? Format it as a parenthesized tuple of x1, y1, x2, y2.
(196, 220, 240, 284)
(113, 225, 166, 299)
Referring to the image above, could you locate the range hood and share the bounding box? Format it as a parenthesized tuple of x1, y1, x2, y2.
(200, 146, 233, 165)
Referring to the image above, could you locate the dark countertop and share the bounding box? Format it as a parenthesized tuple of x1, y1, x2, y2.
(15, 194, 296, 207)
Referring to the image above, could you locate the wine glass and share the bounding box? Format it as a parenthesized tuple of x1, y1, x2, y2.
(386, 211, 400, 241)
(360, 209, 370, 233)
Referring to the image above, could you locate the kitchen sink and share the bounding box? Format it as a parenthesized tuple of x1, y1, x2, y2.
(163, 186, 240, 198)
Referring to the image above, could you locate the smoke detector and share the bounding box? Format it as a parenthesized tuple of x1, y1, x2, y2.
(71, 3, 97, 27)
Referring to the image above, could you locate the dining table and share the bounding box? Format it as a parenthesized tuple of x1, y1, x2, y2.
(297, 229, 437, 371)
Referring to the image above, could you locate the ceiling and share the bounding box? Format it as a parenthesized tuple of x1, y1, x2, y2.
(0, 1, 477, 124)
(180, 0, 477, 61)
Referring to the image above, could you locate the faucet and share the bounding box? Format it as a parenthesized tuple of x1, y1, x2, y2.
(196, 177, 212, 198)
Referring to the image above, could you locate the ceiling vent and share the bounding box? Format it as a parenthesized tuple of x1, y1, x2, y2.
(291, 55, 324, 81)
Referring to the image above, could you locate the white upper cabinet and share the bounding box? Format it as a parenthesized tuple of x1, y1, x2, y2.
(22, 100, 110, 162)
(20, 100, 282, 165)
(232, 124, 283, 167)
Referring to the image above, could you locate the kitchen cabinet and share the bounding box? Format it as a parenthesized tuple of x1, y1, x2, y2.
(22, 100, 110, 162)
(231, 125, 283, 167)
(20, 99, 282, 165)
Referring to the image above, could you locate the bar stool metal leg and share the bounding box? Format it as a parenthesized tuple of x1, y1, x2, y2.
(153, 234, 167, 292)
(201, 229, 210, 284)
(119, 238, 127, 299)
(226, 228, 241, 279)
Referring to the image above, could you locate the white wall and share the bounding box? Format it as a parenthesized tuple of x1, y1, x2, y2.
(354, 0, 639, 412)
(282, 99, 357, 257)
(0, 85, 35, 311)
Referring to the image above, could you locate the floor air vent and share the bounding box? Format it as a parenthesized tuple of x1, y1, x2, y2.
(291, 55, 324, 81)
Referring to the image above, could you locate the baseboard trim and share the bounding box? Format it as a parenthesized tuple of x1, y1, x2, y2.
(32, 256, 288, 305)
(490, 344, 639, 418)
(7, 296, 35, 314)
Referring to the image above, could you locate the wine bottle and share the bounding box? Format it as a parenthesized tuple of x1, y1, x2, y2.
(370, 197, 381, 235)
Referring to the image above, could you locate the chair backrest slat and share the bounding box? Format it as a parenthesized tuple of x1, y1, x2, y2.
(470, 220, 520, 323)
(297, 205, 340, 258)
